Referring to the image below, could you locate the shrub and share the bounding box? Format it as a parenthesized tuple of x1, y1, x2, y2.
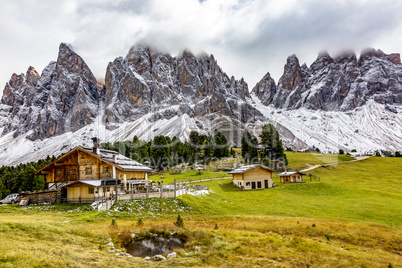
(381, 150, 394, 157)
(111, 218, 117, 226)
(174, 214, 184, 228)
(339, 149, 344, 155)
(137, 218, 144, 226)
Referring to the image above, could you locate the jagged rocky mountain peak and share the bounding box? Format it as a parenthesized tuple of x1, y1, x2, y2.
(26, 66, 40, 86)
(359, 48, 401, 65)
(387, 53, 401, 65)
(181, 49, 196, 59)
(334, 50, 358, 64)
(360, 48, 387, 60)
(252, 47, 402, 112)
(1, 42, 402, 166)
(56, 42, 94, 78)
(57, 42, 76, 64)
(103, 42, 259, 141)
(286, 54, 300, 67)
(310, 51, 334, 73)
(0, 42, 102, 140)
(316, 50, 332, 60)
(301, 63, 308, 69)
(1, 65, 41, 107)
(279, 54, 304, 91)
(251, 72, 277, 106)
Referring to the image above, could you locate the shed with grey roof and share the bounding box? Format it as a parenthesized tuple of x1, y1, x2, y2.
(277, 171, 305, 183)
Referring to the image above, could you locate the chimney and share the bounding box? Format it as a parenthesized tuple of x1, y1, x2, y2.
(91, 137, 100, 155)
(113, 154, 117, 162)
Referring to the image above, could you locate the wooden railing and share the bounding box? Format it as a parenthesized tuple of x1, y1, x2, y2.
(61, 197, 95, 204)
(53, 174, 78, 189)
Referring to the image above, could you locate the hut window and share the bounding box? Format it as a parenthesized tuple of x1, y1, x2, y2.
(81, 154, 85, 159)
(86, 167, 92, 174)
(56, 169, 61, 175)
(107, 187, 110, 192)
(246, 182, 250, 186)
(88, 187, 94, 194)
(104, 166, 109, 173)
(68, 169, 74, 175)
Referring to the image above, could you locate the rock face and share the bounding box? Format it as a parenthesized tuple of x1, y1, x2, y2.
(0, 43, 103, 140)
(251, 72, 276, 106)
(0, 42, 260, 147)
(104, 44, 259, 128)
(1, 43, 402, 165)
(252, 49, 402, 111)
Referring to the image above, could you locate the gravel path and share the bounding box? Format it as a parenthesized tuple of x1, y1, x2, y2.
(301, 156, 370, 172)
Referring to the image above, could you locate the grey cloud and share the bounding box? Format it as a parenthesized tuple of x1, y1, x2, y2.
(1, 0, 402, 98)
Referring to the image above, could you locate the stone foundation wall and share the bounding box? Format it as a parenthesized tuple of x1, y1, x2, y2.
(20, 190, 59, 205)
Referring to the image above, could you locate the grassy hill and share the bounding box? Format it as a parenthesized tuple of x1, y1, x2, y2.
(178, 156, 401, 226)
(0, 153, 401, 267)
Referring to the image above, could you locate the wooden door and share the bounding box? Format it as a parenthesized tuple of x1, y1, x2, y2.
(257, 181, 262, 188)
(252, 182, 256, 189)
(74, 187, 80, 199)
(264, 180, 268, 188)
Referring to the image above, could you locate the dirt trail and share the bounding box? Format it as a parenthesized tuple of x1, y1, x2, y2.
(300, 156, 370, 173)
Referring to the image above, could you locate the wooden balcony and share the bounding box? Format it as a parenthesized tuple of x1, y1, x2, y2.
(66, 174, 78, 181)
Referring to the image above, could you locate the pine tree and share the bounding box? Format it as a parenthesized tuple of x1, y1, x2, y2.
(151, 136, 171, 169)
(241, 130, 251, 160)
(212, 130, 229, 158)
(249, 137, 259, 163)
(259, 124, 287, 167)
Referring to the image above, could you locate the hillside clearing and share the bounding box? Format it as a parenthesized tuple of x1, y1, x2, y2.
(0, 153, 401, 267)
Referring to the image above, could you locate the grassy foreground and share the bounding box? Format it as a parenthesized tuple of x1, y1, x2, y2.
(0, 154, 401, 267)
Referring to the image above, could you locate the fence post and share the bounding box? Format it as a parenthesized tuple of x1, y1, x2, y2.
(174, 179, 177, 198)
(160, 184, 163, 198)
(146, 184, 149, 199)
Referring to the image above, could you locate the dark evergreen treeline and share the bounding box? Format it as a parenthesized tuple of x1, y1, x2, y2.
(0, 156, 54, 199)
(102, 130, 231, 169)
(241, 124, 288, 168)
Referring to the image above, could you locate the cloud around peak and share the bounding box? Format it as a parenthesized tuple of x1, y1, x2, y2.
(0, 0, 401, 97)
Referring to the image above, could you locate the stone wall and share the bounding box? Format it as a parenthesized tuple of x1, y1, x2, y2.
(20, 190, 59, 205)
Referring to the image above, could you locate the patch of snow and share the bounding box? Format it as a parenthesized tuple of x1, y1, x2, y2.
(189, 189, 210, 197)
(251, 95, 402, 154)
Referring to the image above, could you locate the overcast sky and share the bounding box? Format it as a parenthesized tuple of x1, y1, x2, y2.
(1, 0, 401, 98)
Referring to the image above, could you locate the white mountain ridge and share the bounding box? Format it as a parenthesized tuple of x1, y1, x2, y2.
(0, 43, 401, 166)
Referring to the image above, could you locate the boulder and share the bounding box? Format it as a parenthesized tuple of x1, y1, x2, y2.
(167, 252, 177, 258)
(152, 255, 166, 261)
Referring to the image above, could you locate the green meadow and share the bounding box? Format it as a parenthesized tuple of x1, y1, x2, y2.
(0, 154, 401, 267)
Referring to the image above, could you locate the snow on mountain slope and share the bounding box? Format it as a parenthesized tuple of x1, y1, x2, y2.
(1, 43, 402, 166)
(0, 105, 218, 166)
(251, 95, 402, 154)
